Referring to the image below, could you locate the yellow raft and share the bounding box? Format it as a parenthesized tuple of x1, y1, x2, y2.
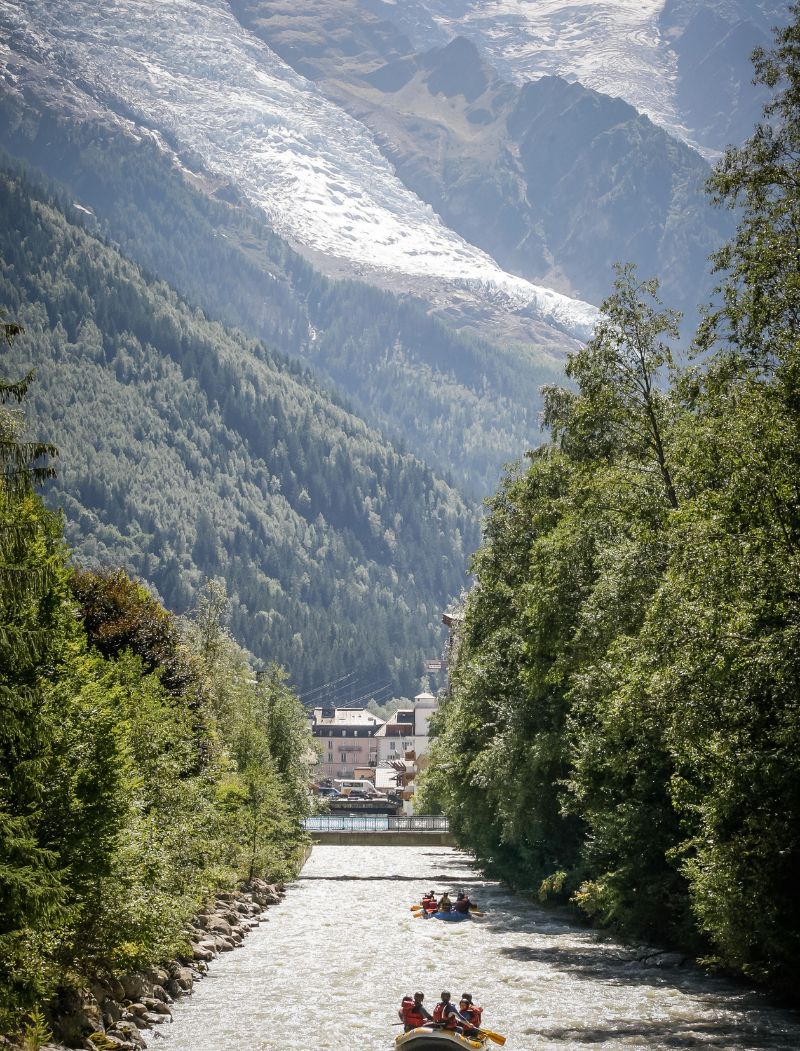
(395, 1027, 489, 1051)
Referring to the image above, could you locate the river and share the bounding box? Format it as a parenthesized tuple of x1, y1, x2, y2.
(157, 845, 800, 1050)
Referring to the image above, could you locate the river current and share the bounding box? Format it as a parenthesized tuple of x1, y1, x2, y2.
(157, 845, 800, 1051)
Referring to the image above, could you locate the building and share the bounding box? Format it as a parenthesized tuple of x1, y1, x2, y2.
(373, 690, 439, 812)
(309, 706, 385, 780)
(373, 691, 437, 765)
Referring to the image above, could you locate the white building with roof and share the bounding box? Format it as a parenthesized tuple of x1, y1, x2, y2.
(373, 691, 439, 812)
(310, 706, 385, 780)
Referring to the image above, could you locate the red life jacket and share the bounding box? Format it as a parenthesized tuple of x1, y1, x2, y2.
(433, 1002, 458, 1029)
(400, 998, 428, 1028)
(464, 1005, 483, 1028)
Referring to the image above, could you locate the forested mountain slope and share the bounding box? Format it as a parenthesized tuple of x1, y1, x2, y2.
(231, 2, 731, 326)
(0, 94, 566, 498)
(0, 165, 479, 694)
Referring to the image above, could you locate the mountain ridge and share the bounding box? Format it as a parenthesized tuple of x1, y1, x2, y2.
(0, 0, 597, 341)
(231, 4, 731, 326)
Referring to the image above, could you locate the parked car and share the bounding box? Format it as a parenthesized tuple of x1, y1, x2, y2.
(334, 778, 385, 798)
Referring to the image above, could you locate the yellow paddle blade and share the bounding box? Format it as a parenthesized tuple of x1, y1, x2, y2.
(477, 1028, 506, 1046)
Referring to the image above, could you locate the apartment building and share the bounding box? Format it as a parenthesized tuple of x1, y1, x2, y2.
(374, 691, 438, 812)
(310, 706, 385, 780)
(373, 691, 437, 764)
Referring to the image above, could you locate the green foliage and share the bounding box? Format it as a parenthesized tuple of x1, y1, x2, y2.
(0, 166, 479, 695)
(0, 347, 315, 1032)
(0, 104, 564, 497)
(424, 10, 800, 997)
(20, 1007, 51, 1051)
(72, 567, 200, 697)
(0, 322, 73, 1027)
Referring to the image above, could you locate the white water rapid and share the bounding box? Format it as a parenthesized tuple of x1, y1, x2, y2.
(157, 845, 800, 1051)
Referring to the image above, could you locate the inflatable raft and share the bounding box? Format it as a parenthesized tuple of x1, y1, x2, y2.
(396, 1026, 489, 1051)
(412, 903, 479, 921)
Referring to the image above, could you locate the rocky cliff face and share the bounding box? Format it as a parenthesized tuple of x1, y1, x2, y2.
(0, 0, 596, 345)
(659, 0, 787, 152)
(233, 0, 786, 161)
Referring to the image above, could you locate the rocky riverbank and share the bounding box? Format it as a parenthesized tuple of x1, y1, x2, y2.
(10, 879, 284, 1051)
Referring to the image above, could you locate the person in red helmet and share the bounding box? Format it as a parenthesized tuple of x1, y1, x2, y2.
(453, 890, 476, 914)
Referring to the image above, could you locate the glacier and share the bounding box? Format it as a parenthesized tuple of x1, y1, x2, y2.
(0, 0, 599, 340)
(386, 0, 705, 153)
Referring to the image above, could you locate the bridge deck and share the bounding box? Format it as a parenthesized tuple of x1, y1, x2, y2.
(309, 829, 455, 846)
(304, 815, 453, 845)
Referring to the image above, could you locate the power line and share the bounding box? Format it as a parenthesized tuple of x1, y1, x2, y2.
(321, 676, 393, 707)
(346, 683, 394, 708)
(298, 670, 357, 701)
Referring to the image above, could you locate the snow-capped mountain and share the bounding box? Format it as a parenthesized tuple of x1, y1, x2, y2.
(393, 0, 688, 143)
(229, 2, 730, 329)
(0, 0, 598, 339)
(373, 0, 785, 155)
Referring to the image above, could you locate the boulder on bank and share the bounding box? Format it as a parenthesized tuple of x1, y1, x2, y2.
(30, 880, 282, 1051)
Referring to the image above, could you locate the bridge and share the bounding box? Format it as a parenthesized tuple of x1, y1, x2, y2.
(303, 814, 454, 846)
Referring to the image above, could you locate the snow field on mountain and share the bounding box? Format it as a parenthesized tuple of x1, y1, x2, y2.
(404, 0, 702, 150)
(0, 0, 598, 338)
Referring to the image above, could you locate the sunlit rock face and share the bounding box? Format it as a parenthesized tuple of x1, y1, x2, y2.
(0, 0, 597, 340)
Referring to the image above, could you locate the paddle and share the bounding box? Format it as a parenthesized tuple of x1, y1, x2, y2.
(475, 1026, 506, 1046)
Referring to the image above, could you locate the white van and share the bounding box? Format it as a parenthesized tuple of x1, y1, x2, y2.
(334, 779, 385, 799)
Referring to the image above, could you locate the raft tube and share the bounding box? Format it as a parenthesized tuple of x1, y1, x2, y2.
(395, 1026, 488, 1051)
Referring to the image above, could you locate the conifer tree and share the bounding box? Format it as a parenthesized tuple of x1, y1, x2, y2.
(0, 318, 66, 1023)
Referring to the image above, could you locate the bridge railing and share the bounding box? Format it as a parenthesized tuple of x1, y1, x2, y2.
(303, 815, 449, 832)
